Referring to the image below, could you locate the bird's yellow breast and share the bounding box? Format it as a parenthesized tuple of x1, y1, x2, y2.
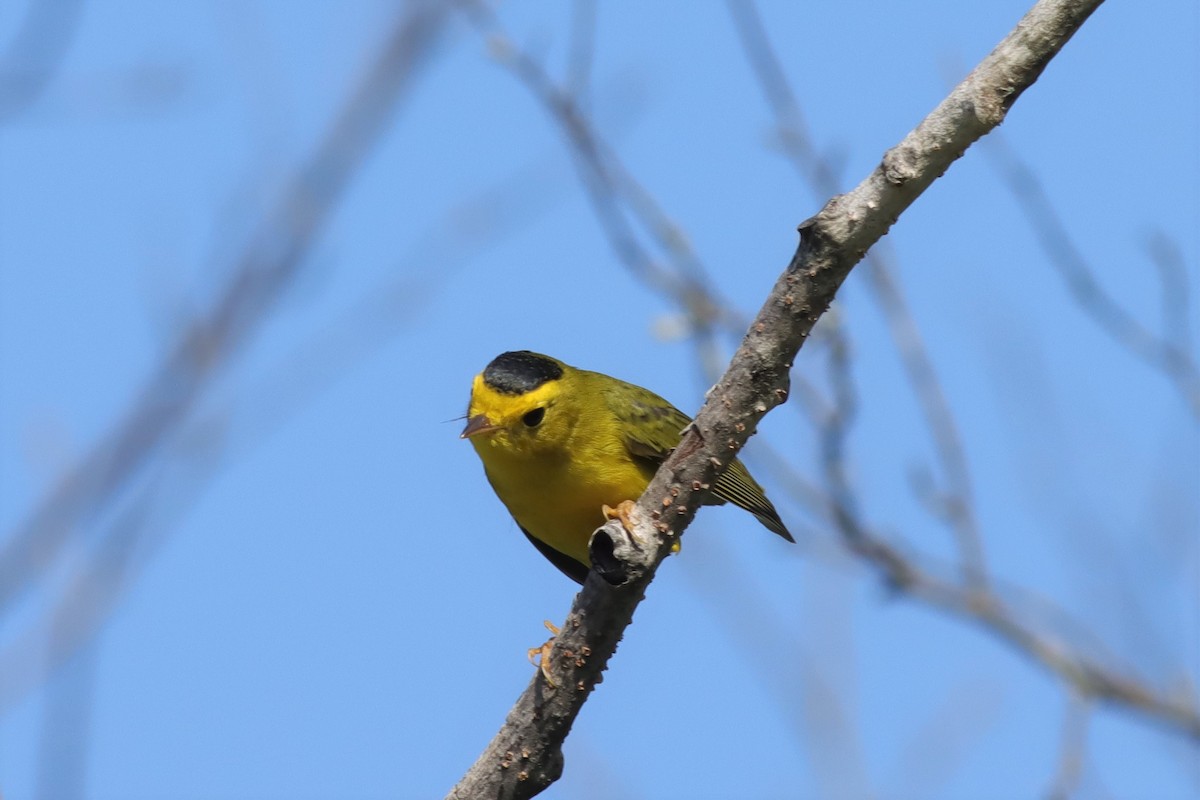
(469, 394, 651, 568)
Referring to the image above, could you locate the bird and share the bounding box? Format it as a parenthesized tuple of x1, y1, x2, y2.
(461, 350, 794, 584)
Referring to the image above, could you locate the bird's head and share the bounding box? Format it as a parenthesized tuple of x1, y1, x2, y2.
(462, 351, 573, 455)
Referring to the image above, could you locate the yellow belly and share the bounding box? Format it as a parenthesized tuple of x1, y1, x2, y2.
(477, 440, 650, 568)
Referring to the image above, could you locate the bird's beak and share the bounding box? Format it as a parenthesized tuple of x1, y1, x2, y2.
(461, 414, 498, 439)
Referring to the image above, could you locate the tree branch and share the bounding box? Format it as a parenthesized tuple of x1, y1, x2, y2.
(0, 1, 449, 619)
(447, 0, 1104, 796)
(985, 129, 1200, 417)
(728, 0, 990, 588)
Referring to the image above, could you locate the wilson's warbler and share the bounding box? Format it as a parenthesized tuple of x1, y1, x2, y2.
(462, 351, 794, 583)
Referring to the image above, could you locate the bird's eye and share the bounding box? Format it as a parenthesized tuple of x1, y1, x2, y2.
(522, 407, 545, 427)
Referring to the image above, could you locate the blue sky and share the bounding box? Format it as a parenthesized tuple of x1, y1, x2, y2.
(2, 1, 1197, 798)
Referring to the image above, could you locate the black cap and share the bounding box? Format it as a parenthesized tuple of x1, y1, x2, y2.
(482, 351, 564, 395)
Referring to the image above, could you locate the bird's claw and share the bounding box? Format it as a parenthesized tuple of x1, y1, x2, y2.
(528, 620, 561, 686)
(601, 499, 638, 532)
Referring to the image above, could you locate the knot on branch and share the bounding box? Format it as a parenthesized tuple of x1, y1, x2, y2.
(797, 203, 838, 249)
(589, 519, 647, 586)
(882, 145, 920, 186)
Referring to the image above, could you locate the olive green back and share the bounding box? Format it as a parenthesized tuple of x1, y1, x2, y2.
(598, 373, 793, 542)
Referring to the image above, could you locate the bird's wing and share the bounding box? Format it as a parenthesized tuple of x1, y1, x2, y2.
(712, 460, 794, 542)
(608, 380, 794, 543)
(605, 380, 690, 467)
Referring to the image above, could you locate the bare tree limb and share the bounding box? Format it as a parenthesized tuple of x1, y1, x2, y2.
(0, 1, 449, 618)
(985, 130, 1200, 417)
(1143, 230, 1192, 356)
(729, 0, 1198, 749)
(447, 1, 1105, 796)
(0, 0, 84, 123)
(463, 0, 828, 425)
(727, 0, 989, 588)
(565, 0, 596, 104)
(0, 142, 562, 714)
(753, 401, 1200, 744)
(858, 539, 1200, 740)
(472, 0, 1200, 758)
(1046, 692, 1092, 800)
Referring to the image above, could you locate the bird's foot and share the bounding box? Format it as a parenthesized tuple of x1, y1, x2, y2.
(528, 620, 561, 686)
(601, 499, 638, 532)
(603, 499, 680, 552)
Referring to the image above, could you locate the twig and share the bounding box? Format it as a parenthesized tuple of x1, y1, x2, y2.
(842, 529, 1200, 740)
(758, 418, 1200, 744)
(727, 0, 1200, 750)
(0, 2, 449, 619)
(1143, 230, 1192, 356)
(862, 261, 989, 586)
(482, 0, 1200, 756)
(818, 313, 865, 545)
(0, 120, 557, 713)
(34, 636, 95, 800)
(726, 0, 990, 588)
(447, 2, 1105, 796)
(986, 131, 1200, 417)
(471, 3, 721, 322)
(682, 538, 874, 796)
(0, 0, 84, 122)
(723, 0, 835, 190)
(565, 0, 596, 104)
(463, 0, 824, 413)
(1045, 692, 1092, 800)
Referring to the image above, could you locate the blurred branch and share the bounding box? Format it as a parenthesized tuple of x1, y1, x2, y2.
(682, 546, 874, 798)
(470, 9, 717, 295)
(986, 131, 1200, 417)
(726, 0, 990, 589)
(724, 0, 1200, 750)
(891, 675, 1007, 797)
(465, 0, 838, 518)
(756, 413, 1200, 743)
(1144, 230, 1192, 357)
(470, 0, 1200, 757)
(0, 0, 84, 123)
(0, 116, 564, 713)
(723, 0, 833, 191)
(34, 637, 94, 800)
(462, 0, 771, 389)
(565, 0, 596, 104)
(1046, 692, 1091, 800)
(448, 1, 1105, 796)
(832, 519, 1200, 740)
(0, 432, 211, 712)
(862, 262, 988, 584)
(0, 2, 449, 618)
(818, 314, 865, 546)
